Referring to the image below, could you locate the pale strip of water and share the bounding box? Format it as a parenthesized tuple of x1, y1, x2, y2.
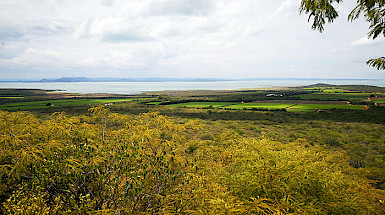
(0, 80, 384, 94)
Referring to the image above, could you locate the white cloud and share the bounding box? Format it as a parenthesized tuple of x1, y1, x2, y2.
(351, 36, 384, 47)
(101, 0, 114, 6)
(74, 1, 217, 42)
(73, 0, 279, 44)
(0, 0, 384, 79)
(146, 0, 214, 16)
(272, 0, 299, 19)
(0, 48, 68, 68)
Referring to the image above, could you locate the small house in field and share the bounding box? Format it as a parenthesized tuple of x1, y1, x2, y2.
(266, 94, 283, 97)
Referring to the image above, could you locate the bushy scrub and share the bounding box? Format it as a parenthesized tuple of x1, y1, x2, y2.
(1, 109, 384, 214)
(0, 109, 198, 214)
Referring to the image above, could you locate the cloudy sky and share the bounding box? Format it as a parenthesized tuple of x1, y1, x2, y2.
(0, 0, 384, 80)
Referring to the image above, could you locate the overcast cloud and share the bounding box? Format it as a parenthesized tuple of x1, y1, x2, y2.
(0, 0, 384, 80)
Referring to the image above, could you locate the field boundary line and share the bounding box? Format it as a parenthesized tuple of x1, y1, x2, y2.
(286, 102, 303, 109)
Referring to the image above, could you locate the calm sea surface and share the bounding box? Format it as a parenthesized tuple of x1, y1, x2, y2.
(1, 80, 384, 94)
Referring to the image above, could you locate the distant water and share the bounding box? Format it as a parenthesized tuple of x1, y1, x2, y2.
(0, 80, 384, 94)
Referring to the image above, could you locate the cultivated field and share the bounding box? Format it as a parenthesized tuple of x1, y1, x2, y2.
(0, 98, 137, 111)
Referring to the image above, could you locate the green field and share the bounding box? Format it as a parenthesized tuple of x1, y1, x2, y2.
(168, 102, 291, 110)
(146, 101, 169, 105)
(287, 104, 365, 112)
(0, 96, 24, 99)
(322, 89, 347, 93)
(294, 92, 374, 100)
(373, 99, 385, 104)
(303, 87, 348, 93)
(0, 98, 135, 111)
(163, 101, 366, 112)
(168, 102, 237, 108)
(224, 103, 293, 110)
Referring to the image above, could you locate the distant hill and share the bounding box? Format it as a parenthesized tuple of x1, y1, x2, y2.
(40, 77, 91, 82)
(38, 77, 226, 82)
(38, 77, 378, 83)
(1, 77, 381, 83)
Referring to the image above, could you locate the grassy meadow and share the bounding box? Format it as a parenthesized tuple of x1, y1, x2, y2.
(164, 101, 365, 112)
(0, 98, 136, 111)
(373, 98, 385, 104)
(287, 103, 366, 111)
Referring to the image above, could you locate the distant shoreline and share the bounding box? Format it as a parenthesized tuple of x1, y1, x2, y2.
(0, 77, 383, 83)
(1, 79, 384, 94)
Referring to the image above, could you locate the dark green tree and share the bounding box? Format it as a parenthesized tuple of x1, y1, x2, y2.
(300, 0, 385, 70)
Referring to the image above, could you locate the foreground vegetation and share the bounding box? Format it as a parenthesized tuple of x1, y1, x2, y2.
(1, 84, 385, 214)
(1, 109, 385, 214)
